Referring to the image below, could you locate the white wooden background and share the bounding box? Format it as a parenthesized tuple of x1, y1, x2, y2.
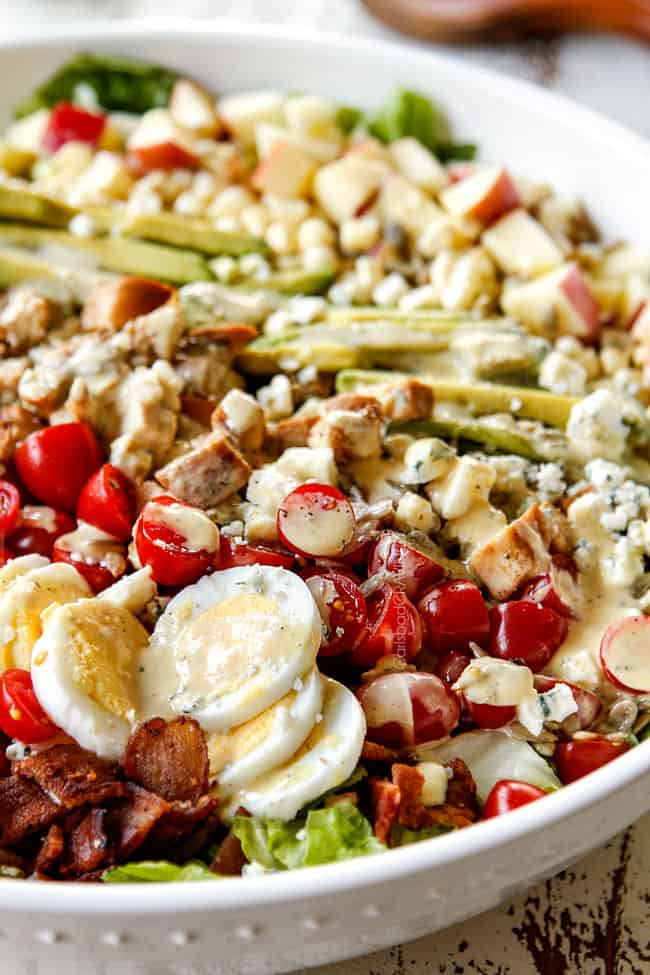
(2, 2, 650, 971)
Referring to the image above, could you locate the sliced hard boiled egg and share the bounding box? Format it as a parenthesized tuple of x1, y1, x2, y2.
(209, 665, 323, 793)
(223, 677, 366, 822)
(139, 565, 321, 733)
(31, 599, 148, 761)
(0, 562, 91, 672)
(0, 554, 49, 587)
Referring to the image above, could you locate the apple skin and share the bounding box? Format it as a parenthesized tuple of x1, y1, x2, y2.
(559, 263, 601, 341)
(440, 165, 520, 224)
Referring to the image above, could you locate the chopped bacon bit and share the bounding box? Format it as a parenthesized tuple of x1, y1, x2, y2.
(0, 775, 59, 845)
(145, 795, 219, 862)
(34, 824, 65, 876)
(444, 758, 480, 816)
(369, 778, 401, 845)
(211, 828, 247, 876)
(123, 717, 210, 803)
(362, 740, 401, 764)
(60, 808, 111, 877)
(16, 745, 126, 810)
(0, 732, 10, 778)
(109, 783, 170, 859)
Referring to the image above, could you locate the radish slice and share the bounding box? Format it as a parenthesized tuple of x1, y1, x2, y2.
(600, 615, 650, 693)
(277, 483, 356, 558)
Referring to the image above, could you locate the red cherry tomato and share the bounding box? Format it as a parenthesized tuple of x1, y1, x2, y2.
(483, 780, 547, 819)
(218, 536, 294, 570)
(15, 423, 102, 512)
(350, 582, 423, 668)
(42, 102, 107, 152)
(277, 484, 356, 558)
(465, 700, 517, 729)
(418, 580, 489, 655)
(435, 650, 471, 686)
(129, 142, 199, 172)
(522, 555, 579, 619)
(53, 528, 127, 593)
(358, 671, 460, 748)
(0, 669, 59, 743)
(77, 464, 135, 541)
(303, 571, 367, 657)
(307, 558, 360, 581)
(534, 675, 601, 729)
(489, 600, 569, 672)
(135, 495, 219, 587)
(0, 480, 21, 537)
(555, 738, 629, 785)
(368, 532, 445, 601)
(0, 546, 14, 567)
(9, 505, 76, 558)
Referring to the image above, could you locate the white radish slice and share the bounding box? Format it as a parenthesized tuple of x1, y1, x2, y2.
(600, 615, 650, 693)
(209, 666, 323, 792)
(277, 483, 356, 558)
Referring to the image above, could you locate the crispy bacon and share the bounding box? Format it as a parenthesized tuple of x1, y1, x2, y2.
(34, 825, 65, 875)
(362, 740, 401, 765)
(108, 783, 170, 859)
(16, 745, 127, 810)
(60, 809, 111, 877)
(369, 778, 401, 846)
(123, 717, 210, 803)
(0, 776, 59, 846)
(211, 828, 247, 877)
(144, 795, 219, 862)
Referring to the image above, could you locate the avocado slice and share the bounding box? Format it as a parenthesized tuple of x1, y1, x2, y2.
(0, 144, 37, 178)
(0, 224, 212, 284)
(240, 267, 335, 296)
(0, 245, 59, 287)
(325, 306, 471, 324)
(0, 184, 76, 228)
(118, 211, 267, 257)
(390, 416, 568, 462)
(336, 369, 578, 428)
(238, 332, 357, 373)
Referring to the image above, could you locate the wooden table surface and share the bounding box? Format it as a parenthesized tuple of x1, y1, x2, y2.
(1, 3, 650, 971)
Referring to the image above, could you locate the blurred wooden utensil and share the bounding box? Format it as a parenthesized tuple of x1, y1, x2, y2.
(362, 0, 650, 43)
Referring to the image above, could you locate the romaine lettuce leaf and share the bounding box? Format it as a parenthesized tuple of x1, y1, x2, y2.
(366, 89, 450, 153)
(103, 860, 221, 884)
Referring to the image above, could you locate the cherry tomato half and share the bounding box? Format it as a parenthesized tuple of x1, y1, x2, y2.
(218, 536, 294, 570)
(129, 142, 199, 173)
(277, 484, 356, 559)
(0, 546, 14, 567)
(435, 650, 471, 686)
(350, 582, 423, 668)
(53, 527, 127, 593)
(0, 669, 59, 743)
(368, 532, 445, 601)
(9, 505, 76, 558)
(42, 102, 107, 152)
(483, 780, 547, 819)
(303, 570, 367, 657)
(418, 580, 489, 655)
(521, 555, 579, 619)
(465, 700, 517, 730)
(357, 671, 460, 748)
(0, 480, 21, 537)
(135, 495, 219, 587)
(15, 423, 102, 512)
(489, 600, 568, 673)
(554, 739, 629, 785)
(77, 464, 135, 541)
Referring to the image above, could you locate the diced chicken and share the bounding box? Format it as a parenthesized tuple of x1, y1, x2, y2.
(211, 389, 266, 452)
(121, 300, 185, 361)
(470, 502, 552, 600)
(174, 352, 244, 401)
(0, 288, 53, 354)
(155, 431, 251, 508)
(110, 361, 182, 480)
(81, 277, 173, 333)
(0, 404, 40, 461)
(374, 378, 434, 422)
(0, 357, 29, 405)
(308, 393, 383, 464)
(268, 409, 320, 451)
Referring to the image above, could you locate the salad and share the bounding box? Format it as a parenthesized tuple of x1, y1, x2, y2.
(0, 54, 648, 884)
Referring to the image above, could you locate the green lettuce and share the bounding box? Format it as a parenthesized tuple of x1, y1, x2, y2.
(390, 824, 454, 846)
(233, 800, 385, 871)
(103, 860, 221, 884)
(15, 54, 179, 118)
(366, 89, 450, 153)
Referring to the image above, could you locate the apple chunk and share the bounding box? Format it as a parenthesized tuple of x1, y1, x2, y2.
(170, 79, 221, 138)
(483, 208, 563, 277)
(251, 140, 316, 198)
(600, 615, 650, 693)
(127, 108, 199, 170)
(439, 165, 520, 224)
(314, 156, 385, 224)
(502, 262, 601, 340)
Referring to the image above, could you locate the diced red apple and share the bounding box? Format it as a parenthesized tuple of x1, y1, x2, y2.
(439, 165, 520, 224)
(255, 122, 339, 163)
(599, 615, 650, 693)
(502, 262, 601, 340)
(379, 174, 444, 236)
(314, 155, 385, 224)
(388, 137, 449, 193)
(127, 109, 199, 171)
(218, 90, 285, 145)
(483, 208, 563, 277)
(169, 79, 221, 138)
(251, 140, 316, 198)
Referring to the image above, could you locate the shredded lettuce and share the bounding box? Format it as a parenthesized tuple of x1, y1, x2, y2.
(102, 860, 221, 884)
(434, 142, 477, 162)
(15, 54, 179, 118)
(366, 88, 451, 153)
(336, 104, 364, 134)
(233, 800, 385, 871)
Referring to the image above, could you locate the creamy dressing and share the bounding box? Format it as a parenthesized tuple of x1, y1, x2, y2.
(147, 501, 220, 553)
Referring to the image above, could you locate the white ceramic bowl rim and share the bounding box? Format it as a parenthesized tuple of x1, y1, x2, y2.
(1, 19, 649, 916)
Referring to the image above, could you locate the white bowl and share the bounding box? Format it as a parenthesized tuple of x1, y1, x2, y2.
(1, 21, 650, 975)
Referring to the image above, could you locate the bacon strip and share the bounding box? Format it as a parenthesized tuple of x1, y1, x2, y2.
(108, 783, 171, 859)
(123, 717, 210, 803)
(211, 829, 247, 877)
(0, 776, 59, 845)
(16, 745, 127, 810)
(61, 809, 111, 876)
(34, 825, 65, 875)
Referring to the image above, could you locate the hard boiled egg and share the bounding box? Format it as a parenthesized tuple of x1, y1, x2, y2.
(222, 677, 366, 822)
(209, 665, 323, 793)
(31, 599, 148, 761)
(0, 562, 91, 672)
(139, 565, 322, 732)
